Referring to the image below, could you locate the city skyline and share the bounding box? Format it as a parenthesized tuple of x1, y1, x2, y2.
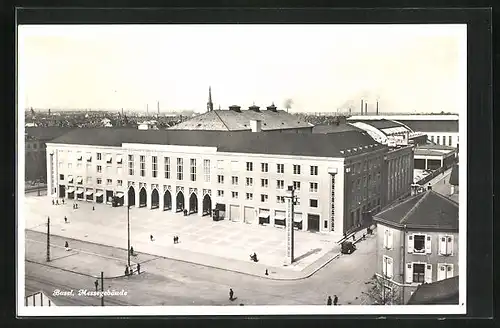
(19, 24, 466, 113)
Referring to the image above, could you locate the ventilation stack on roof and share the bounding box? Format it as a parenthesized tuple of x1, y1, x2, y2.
(249, 105, 261, 112)
(229, 105, 241, 113)
(266, 103, 277, 112)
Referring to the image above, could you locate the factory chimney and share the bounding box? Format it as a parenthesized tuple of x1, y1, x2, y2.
(376, 100, 379, 115)
(360, 99, 364, 115)
(157, 101, 160, 115)
(365, 102, 368, 115)
(146, 104, 149, 115)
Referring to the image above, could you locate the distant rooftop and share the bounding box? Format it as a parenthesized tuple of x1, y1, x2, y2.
(169, 108, 313, 131)
(407, 276, 459, 305)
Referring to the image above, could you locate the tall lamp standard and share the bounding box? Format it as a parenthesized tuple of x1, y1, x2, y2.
(127, 204, 131, 267)
(284, 185, 297, 265)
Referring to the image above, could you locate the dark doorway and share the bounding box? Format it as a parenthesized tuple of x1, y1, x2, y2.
(151, 189, 159, 209)
(58, 185, 66, 198)
(189, 193, 198, 214)
(106, 190, 113, 204)
(307, 214, 320, 232)
(68, 191, 74, 200)
(176, 191, 185, 212)
(128, 187, 135, 207)
(96, 193, 103, 203)
(202, 194, 212, 216)
(139, 187, 147, 207)
(163, 190, 172, 210)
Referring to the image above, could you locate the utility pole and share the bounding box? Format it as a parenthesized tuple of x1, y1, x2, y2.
(46, 217, 50, 262)
(127, 205, 131, 267)
(284, 185, 296, 265)
(401, 224, 407, 305)
(100, 271, 104, 306)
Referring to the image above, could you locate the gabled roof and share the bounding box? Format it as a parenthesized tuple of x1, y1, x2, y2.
(168, 109, 313, 131)
(347, 119, 406, 130)
(48, 128, 385, 158)
(25, 127, 75, 141)
(449, 164, 459, 186)
(407, 276, 459, 305)
(374, 190, 458, 231)
(396, 120, 458, 133)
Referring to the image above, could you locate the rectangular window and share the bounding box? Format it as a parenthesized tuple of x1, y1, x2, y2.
(97, 153, 102, 161)
(412, 263, 425, 283)
(59, 174, 64, 181)
(217, 160, 224, 169)
(230, 161, 239, 171)
(190, 159, 197, 182)
(277, 164, 284, 174)
(86, 163, 91, 171)
(97, 165, 102, 173)
(293, 181, 301, 190)
(276, 196, 285, 204)
(152, 156, 158, 178)
(177, 158, 183, 180)
(246, 162, 253, 171)
(77, 163, 82, 169)
(203, 159, 210, 182)
(383, 229, 393, 249)
(164, 157, 171, 179)
(77, 152, 82, 161)
(139, 155, 146, 177)
(97, 178, 102, 185)
(128, 155, 134, 175)
(116, 155, 123, 164)
(437, 264, 454, 281)
(430, 136, 434, 142)
(449, 136, 452, 146)
(86, 177, 92, 184)
(68, 163, 72, 169)
(217, 190, 224, 197)
(261, 179, 269, 187)
(246, 193, 253, 200)
(310, 166, 318, 175)
(409, 234, 431, 254)
(261, 163, 269, 172)
(324, 221, 328, 229)
(439, 235, 454, 256)
(117, 179, 123, 186)
(276, 180, 284, 189)
(293, 164, 301, 175)
(106, 165, 111, 173)
(310, 199, 318, 208)
(382, 256, 394, 279)
(232, 176, 239, 185)
(437, 136, 441, 144)
(246, 177, 253, 186)
(261, 194, 268, 202)
(218, 175, 224, 184)
(309, 182, 318, 192)
(106, 154, 112, 164)
(232, 191, 238, 199)
(106, 179, 112, 186)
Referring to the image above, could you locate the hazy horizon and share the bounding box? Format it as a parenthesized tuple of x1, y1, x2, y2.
(19, 24, 467, 114)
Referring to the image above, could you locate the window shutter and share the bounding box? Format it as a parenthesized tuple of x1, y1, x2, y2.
(405, 263, 413, 283)
(425, 264, 433, 283)
(447, 236, 454, 256)
(407, 235, 414, 253)
(387, 258, 394, 279)
(437, 264, 446, 281)
(447, 264, 454, 278)
(425, 235, 432, 254)
(383, 230, 388, 248)
(439, 235, 446, 255)
(388, 230, 393, 249)
(382, 257, 387, 276)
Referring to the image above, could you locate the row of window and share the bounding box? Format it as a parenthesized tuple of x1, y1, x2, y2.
(382, 256, 455, 283)
(215, 190, 318, 206)
(383, 230, 455, 256)
(60, 174, 123, 187)
(349, 157, 383, 176)
(430, 135, 456, 147)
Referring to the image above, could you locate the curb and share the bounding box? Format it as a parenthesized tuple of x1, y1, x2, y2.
(26, 229, 340, 281)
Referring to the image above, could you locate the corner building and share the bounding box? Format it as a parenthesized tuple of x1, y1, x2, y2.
(46, 128, 389, 234)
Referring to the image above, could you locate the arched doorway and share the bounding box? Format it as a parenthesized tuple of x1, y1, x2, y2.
(151, 189, 159, 209)
(163, 190, 172, 210)
(189, 193, 198, 214)
(176, 191, 185, 212)
(202, 194, 212, 216)
(128, 187, 135, 207)
(139, 187, 147, 207)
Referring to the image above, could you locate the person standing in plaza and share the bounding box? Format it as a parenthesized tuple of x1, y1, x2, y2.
(327, 296, 332, 305)
(64, 216, 67, 224)
(125, 266, 129, 276)
(94, 279, 99, 291)
(229, 288, 234, 301)
(333, 295, 338, 305)
(64, 241, 69, 251)
(137, 263, 141, 274)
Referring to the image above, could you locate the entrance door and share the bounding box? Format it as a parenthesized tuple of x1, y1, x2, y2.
(58, 185, 66, 198)
(307, 214, 320, 232)
(244, 206, 255, 224)
(230, 205, 240, 222)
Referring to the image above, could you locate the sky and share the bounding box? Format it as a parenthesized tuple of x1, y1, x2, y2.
(18, 24, 467, 114)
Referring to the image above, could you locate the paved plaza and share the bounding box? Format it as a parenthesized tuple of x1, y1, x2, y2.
(24, 195, 343, 279)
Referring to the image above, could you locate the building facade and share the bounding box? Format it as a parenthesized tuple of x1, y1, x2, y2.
(381, 145, 414, 207)
(373, 190, 459, 303)
(46, 128, 390, 234)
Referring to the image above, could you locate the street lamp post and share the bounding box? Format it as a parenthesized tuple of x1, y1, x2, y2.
(46, 216, 50, 262)
(284, 185, 297, 265)
(127, 205, 131, 267)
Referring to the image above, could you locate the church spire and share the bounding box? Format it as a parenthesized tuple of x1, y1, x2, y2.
(207, 86, 214, 112)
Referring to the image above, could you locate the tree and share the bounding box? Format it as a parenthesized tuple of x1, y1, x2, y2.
(362, 274, 402, 305)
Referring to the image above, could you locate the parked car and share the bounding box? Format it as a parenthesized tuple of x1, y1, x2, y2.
(341, 241, 356, 255)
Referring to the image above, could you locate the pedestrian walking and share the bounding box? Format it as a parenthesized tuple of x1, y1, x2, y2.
(137, 263, 141, 274)
(150, 235, 155, 241)
(173, 236, 176, 244)
(64, 241, 69, 251)
(130, 246, 135, 256)
(64, 216, 68, 224)
(92, 206, 95, 211)
(56, 200, 59, 205)
(327, 296, 332, 305)
(265, 269, 269, 276)
(52, 199, 54, 205)
(62, 199, 65, 205)
(229, 288, 234, 301)
(125, 266, 129, 276)
(94, 279, 99, 291)
(333, 295, 338, 305)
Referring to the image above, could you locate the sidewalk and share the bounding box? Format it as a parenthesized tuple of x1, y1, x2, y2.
(24, 196, 343, 280)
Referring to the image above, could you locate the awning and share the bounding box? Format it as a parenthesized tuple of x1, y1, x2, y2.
(95, 192, 103, 197)
(275, 211, 286, 220)
(116, 192, 124, 198)
(68, 176, 73, 182)
(258, 214, 270, 219)
(215, 203, 226, 211)
(77, 154, 82, 160)
(116, 155, 123, 163)
(106, 154, 112, 162)
(76, 190, 84, 194)
(76, 177, 83, 183)
(67, 188, 75, 193)
(85, 191, 93, 196)
(86, 153, 92, 161)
